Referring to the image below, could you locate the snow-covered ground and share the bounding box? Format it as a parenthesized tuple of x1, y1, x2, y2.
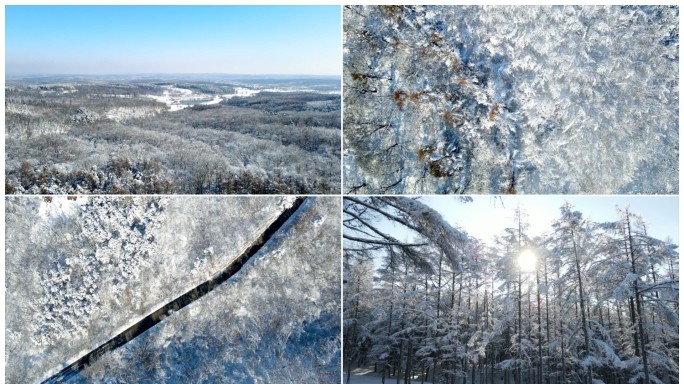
(344, 367, 519, 384)
(145, 85, 261, 110)
(145, 85, 195, 111)
(345, 367, 433, 384)
(37, 196, 85, 221)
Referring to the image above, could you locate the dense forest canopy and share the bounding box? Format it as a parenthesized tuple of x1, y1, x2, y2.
(343, 5, 678, 194)
(6, 196, 341, 383)
(343, 197, 678, 384)
(5, 78, 341, 194)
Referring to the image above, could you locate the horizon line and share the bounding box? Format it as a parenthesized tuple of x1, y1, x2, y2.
(6, 72, 341, 78)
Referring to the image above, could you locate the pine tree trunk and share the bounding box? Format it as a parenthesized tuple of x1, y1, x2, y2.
(544, 255, 551, 384)
(537, 267, 543, 384)
(385, 258, 396, 384)
(484, 289, 489, 384)
(626, 212, 650, 384)
(397, 340, 404, 384)
(424, 272, 430, 384)
(557, 268, 566, 384)
(406, 336, 413, 384)
(434, 252, 443, 383)
(505, 281, 511, 384)
(490, 343, 495, 384)
(570, 227, 593, 384)
(517, 266, 522, 384)
(462, 358, 467, 384)
(622, 236, 641, 357)
(397, 262, 409, 384)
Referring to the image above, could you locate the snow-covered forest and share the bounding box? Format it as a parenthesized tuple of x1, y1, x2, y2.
(343, 197, 679, 384)
(5, 196, 341, 383)
(343, 6, 678, 194)
(5, 77, 341, 194)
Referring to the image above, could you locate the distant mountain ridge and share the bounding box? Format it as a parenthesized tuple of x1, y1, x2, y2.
(6, 73, 340, 82)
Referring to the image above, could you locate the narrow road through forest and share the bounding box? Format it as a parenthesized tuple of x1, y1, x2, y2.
(42, 197, 307, 384)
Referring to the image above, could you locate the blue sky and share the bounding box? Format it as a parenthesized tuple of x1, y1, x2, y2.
(357, 196, 678, 276)
(6, 5, 341, 76)
(420, 195, 679, 245)
(373, 196, 678, 248)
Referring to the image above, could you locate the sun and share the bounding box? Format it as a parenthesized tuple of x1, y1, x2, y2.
(518, 249, 537, 273)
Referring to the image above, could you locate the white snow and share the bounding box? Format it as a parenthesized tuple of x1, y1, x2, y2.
(146, 86, 261, 110)
(145, 85, 195, 111)
(202, 96, 223, 105)
(37, 197, 85, 221)
(343, 5, 678, 194)
(6, 103, 40, 116)
(345, 367, 433, 384)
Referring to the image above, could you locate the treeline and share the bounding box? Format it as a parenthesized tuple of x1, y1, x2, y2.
(166, 104, 340, 153)
(222, 91, 340, 114)
(6, 158, 174, 195)
(343, 197, 679, 384)
(174, 82, 235, 95)
(6, 82, 158, 98)
(7, 157, 335, 195)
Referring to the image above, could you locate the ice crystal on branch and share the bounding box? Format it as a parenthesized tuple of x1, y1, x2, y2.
(344, 5, 678, 194)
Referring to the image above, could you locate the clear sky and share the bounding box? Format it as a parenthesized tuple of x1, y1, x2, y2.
(6, 5, 341, 76)
(420, 195, 679, 245)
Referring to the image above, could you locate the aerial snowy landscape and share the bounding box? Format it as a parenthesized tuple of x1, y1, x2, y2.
(6, 196, 341, 383)
(343, 196, 679, 384)
(6, 5, 341, 195)
(343, 6, 679, 194)
(5, 76, 341, 194)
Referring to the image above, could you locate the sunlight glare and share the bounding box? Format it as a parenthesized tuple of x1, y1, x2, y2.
(518, 249, 537, 273)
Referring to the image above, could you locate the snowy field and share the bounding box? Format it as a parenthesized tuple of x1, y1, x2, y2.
(345, 367, 433, 384)
(145, 85, 261, 111)
(344, 5, 678, 194)
(6, 196, 332, 384)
